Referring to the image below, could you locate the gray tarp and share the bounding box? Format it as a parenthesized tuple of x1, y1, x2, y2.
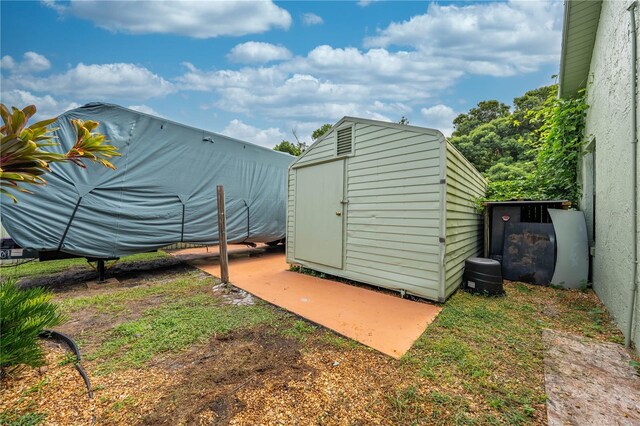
(1, 103, 294, 258)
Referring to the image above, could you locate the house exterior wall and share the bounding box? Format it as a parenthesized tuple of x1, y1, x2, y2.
(444, 143, 486, 298)
(287, 119, 447, 301)
(580, 0, 640, 347)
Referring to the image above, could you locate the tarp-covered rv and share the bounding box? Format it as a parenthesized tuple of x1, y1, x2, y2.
(1, 103, 293, 259)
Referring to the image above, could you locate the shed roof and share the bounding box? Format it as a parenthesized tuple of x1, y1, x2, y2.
(558, 0, 603, 99)
(291, 116, 444, 168)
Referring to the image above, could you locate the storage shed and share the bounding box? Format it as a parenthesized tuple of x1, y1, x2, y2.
(286, 117, 486, 302)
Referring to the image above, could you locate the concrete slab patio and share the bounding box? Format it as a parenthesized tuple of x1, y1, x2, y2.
(543, 329, 640, 425)
(172, 245, 441, 358)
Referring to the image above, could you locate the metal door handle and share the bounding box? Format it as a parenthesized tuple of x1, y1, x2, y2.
(336, 211, 342, 216)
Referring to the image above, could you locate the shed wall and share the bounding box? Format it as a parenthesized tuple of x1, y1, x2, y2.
(444, 142, 486, 297)
(287, 119, 446, 300)
(344, 122, 444, 300)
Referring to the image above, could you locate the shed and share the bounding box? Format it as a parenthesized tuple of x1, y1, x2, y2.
(286, 116, 486, 302)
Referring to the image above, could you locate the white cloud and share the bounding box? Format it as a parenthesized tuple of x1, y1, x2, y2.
(0, 89, 79, 121)
(357, 0, 381, 7)
(420, 104, 457, 136)
(178, 46, 459, 124)
(364, 1, 562, 77)
(302, 13, 323, 26)
(227, 42, 292, 64)
(0, 52, 51, 74)
(128, 104, 162, 117)
(0, 56, 16, 70)
(363, 111, 392, 122)
(221, 119, 287, 148)
(13, 63, 174, 100)
(47, 0, 292, 38)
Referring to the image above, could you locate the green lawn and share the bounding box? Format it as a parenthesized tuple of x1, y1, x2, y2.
(397, 283, 623, 425)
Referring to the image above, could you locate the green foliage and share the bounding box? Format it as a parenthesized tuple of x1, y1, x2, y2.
(485, 161, 534, 182)
(531, 90, 589, 204)
(452, 100, 510, 137)
(451, 87, 555, 176)
(0, 104, 120, 203)
(273, 140, 303, 156)
(0, 279, 66, 376)
(274, 124, 333, 156)
(451, 116, 537, 173)
(449, 84, 587, 206)
(482, 90, 588, 205)
(312, 123, 332, 140)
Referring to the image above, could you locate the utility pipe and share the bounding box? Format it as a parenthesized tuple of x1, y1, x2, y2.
(627, 1, 638, 348)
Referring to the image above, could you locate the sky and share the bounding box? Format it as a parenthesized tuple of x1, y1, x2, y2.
(0, 0, 564, 147)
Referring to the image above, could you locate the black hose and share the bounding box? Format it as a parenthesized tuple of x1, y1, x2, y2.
(38, 329, 93, 399)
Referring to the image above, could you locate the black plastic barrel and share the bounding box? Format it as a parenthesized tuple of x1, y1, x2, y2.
(463, 257, 504, 296)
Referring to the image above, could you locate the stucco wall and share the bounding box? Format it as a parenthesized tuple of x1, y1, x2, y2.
(581, 0, 639, 348)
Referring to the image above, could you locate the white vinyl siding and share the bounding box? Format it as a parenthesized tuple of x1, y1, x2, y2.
(343, 122, 444, 298)
(286, 116, 486, 302)
(285, 171, 296, 263)
(295, 132, 336, 166)
(444, 142, 486, 296)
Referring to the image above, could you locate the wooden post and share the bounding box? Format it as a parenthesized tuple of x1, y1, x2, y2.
(217, 185, 229, 284)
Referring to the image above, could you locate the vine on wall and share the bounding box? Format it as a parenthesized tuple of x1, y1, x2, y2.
(481, 89, 589, 207)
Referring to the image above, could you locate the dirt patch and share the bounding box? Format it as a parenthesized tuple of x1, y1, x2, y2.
(231, 342, 408, 425)
(18, 257, 191, 291)
(54, 293, 171, 354)
(142, 327, 308, 425)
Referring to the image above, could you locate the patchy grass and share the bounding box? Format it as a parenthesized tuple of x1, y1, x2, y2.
(386, 385, 429, 425)
(0, 408, 46, 426)
(397, 281, 623, 425)
(1, 255, 627, 425)
(87, 292, 277, 374)
(59, 273, 207, 314)
(282, 319, 318, 341)
(2, 251, 169, 280)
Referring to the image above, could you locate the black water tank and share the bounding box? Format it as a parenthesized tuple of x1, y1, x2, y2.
(463, 257, 504, 296)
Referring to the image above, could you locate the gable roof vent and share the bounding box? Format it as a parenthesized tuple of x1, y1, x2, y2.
(336, 127, 353, 156)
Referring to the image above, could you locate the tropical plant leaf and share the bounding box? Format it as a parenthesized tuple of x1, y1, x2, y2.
(1, 103, 120, 203)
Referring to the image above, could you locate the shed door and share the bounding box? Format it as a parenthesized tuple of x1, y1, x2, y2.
(294, 160, 345, 269)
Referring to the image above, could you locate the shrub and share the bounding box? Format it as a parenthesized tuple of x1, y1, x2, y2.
(0, 279, 66, 377)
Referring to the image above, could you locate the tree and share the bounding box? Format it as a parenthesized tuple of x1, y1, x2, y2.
(451, 116, 533, 173)
(449, 85, 558, 176)
(0, 104, 120, 203)
(485, 161, 534, 182)
(512, 85, 558, 134)
(398, 116, 410, 125)
(273, 140, 302, 156)
(452, 100, 510, 137)
(312, 124, 332, 141)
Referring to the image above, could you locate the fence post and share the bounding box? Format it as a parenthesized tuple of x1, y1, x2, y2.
(217, 185, 229, 284)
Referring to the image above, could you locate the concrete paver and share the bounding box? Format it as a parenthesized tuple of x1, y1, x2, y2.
(543, 329, 640, 425)
(172, 246, 441, 358)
